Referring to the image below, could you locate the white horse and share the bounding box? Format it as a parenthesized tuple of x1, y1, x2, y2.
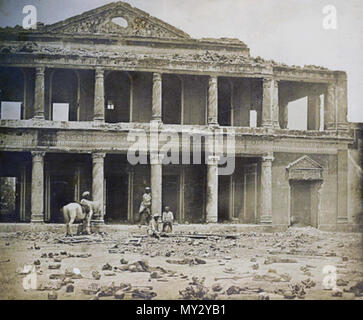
(61, 202, 93, 236)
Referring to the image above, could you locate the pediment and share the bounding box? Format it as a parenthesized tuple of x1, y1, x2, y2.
(44, 1, 190, 39)
(287, 155, 322, 170)
(287, 155, 323, 181)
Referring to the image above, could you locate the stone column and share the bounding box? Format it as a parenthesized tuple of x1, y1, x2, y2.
(150, 153, 163, 216)
(324, 82, 336, 130)
(92, 152, 105, 224)
(260, 153, 274, 224)
(262, 78, 276, 128)
(272, 80, 280, 129)
(279, 100, 289, 129)
(152, 73, 162, 122)
(308, 94, 321, 130)
(93, 68, 105, 122)
(208, 76, 218, 125)
(127, 167, 134, 223)
(34, 67, 45, 119)
(206, 155, 219, 223)
(336, 75, 348, 131)
(31, 151, 45, 223)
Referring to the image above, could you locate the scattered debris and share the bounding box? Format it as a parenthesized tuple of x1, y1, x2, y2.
(132, 289, 157, 300)
(301, 278, 316, 289)
(0, 259, 10, 263)
(345, 281, 363, 297)
(332, 289, 343, 297)
(226, 286, 263, 295)
(55, 235, 103, 244)
(166, 258, 206, 266)
(102, 263, 113, 271)
(226, 285, 241, 295)
(336, 279, 349, 287)
(253, 272, 291, 283)
(264, 256, 297, 265)
(127, 237, 143, 246)
(212, 284, 223, 292)
(48, 291, 58, 300)
(179, 277, 217, 300)
(114, 290, 125, 300)
(258, 292, 270, 300)
(92, 271, 101, 280)
(118, 260, 150, 272)
(66, 284, 74, 293)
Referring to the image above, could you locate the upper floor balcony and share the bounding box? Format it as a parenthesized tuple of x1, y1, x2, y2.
(0, 65, 350, 137)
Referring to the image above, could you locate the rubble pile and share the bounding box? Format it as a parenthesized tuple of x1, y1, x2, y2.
(2, 227, 362, 300)
(179, 277, 217, 300)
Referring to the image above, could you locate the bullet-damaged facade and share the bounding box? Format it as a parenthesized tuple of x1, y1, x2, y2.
(0, 1, 361, 231)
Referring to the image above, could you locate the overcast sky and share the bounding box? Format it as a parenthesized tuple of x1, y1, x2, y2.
(0, 0, 362, 122)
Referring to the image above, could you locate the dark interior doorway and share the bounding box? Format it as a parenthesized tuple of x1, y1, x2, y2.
(218, 175, 230, 222)
(162, 175, 179, 220)
(105, 175, 128, 223)
(290, 181, 311, 226)
(49, 175, 74, 223)
(244, 164, 257, 223)
(0, 176, 20, 222)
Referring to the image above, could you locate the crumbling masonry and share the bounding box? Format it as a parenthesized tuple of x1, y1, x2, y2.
(0, 2, 361, 231)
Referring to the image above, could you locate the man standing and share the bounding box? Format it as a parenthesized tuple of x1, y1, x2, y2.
(162, 206, 174, 233)
(139, 187, 152, 225)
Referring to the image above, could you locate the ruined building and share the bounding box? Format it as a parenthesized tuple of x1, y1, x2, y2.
(0, 2, 361, 231)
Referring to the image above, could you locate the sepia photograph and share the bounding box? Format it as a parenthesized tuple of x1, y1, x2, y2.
(0, 0, 362, 307)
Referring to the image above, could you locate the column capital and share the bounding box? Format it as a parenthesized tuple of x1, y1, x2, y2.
(95, 67, 104, 77)
(31, 151, 46, 160)
(207, 155, 220, 165)
(153, 72, 162, 82)
(209, 75, 218, 84)
(92, 152, 106, 160)
(327, 81, 336, 90)
(261, 152, 274, 163)
(262, 78, 273, 87)
(35, 67, 45, 75)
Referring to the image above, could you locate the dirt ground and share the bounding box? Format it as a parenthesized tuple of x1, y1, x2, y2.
(0, 226, 362, 300)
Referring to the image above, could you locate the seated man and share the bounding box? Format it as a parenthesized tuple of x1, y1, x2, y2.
(162, 206, 174, 233)
(147, 213, 161, 239)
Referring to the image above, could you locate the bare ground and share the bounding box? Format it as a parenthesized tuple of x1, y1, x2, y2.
(0, 226, 362, 300)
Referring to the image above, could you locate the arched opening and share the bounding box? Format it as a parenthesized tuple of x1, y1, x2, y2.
(0, 67, 24, 120)
(105, 71, 130, 123)
(51, 69, 78, 121)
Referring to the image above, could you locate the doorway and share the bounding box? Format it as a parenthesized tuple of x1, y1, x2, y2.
(0, 176, 20, 222)
(162, 175, 179, 220)
(105, 175, 128, 223)
(218, 175, 231, 222)
(290, 181, 311, 226)
(244, 164, 257, 223)
(49, 175, 74, 223)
